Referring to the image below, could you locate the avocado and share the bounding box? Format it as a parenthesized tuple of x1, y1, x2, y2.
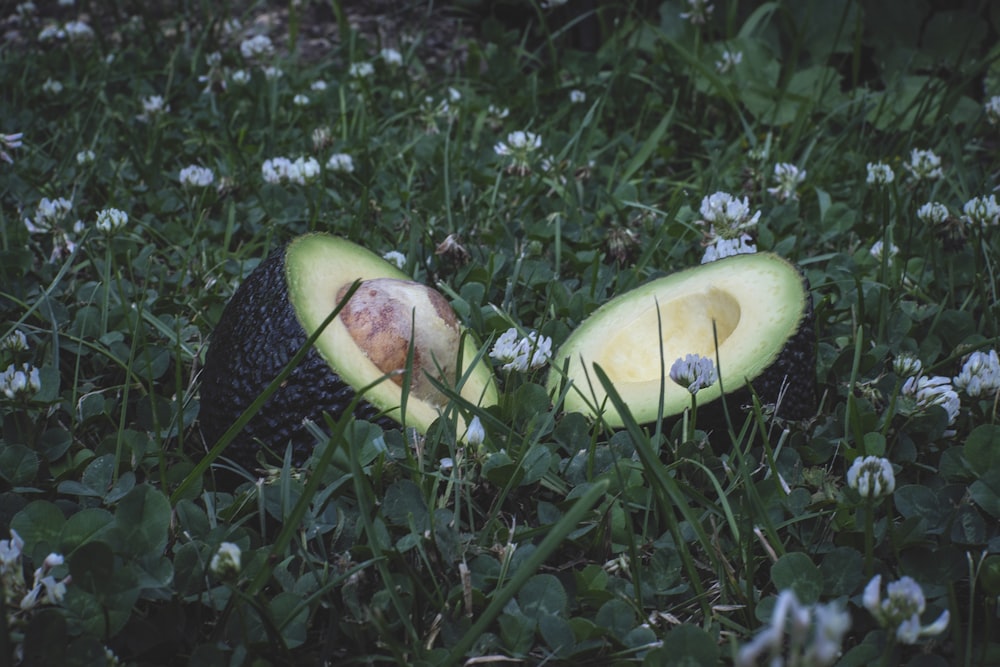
(549, 253, 816, 425)
(198, 234, 499, 469)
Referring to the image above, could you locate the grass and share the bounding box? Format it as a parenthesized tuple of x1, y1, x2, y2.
(1, 0, 1000, 665)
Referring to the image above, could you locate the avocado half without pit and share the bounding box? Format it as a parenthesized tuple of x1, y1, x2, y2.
(198, 234, 498, 469)
(548, 253, 816, 426)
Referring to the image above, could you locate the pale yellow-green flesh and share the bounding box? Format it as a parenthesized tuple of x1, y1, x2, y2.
(284, 234, 498, 436)
(552, 253, 805, 426)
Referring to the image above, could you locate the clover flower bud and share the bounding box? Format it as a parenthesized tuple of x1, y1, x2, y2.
(865, 162, 894, 186)
(669, 354, 717, 395)
(846, 455, 895, 499)
(95, 207, 128, 233)
(464, 416, 485, 448)
(210, 542, 242, 578)
(892, 354, 922, 378)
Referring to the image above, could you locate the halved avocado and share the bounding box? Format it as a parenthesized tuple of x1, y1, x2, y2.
(199, 234, 498, 469)
(548, 253, 815, 426)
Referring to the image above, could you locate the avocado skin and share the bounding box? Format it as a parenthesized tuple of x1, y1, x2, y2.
(704, 279, 817, 423)
(198, 246, 388, 471)
(750, 289, 817, 420)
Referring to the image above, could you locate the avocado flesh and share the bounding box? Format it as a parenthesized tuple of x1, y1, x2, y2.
(199, 234, 498, 469)
(551, 253, 814, 426)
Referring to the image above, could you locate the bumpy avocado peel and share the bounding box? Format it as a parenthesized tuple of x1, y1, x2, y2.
(198, 244, 388, 469)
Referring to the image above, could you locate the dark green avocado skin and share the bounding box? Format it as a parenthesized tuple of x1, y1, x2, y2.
(751, 289, 817, 420)
(198, 246, 387, 471)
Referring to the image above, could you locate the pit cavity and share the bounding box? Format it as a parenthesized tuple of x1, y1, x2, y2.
(595, 287, 741, 384)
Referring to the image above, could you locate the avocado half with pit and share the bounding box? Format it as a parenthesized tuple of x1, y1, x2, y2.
(548, 253, 816, 426)
(198, 234, 498, 469)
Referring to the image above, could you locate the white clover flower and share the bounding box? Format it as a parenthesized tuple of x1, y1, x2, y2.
(680, 0, 714, 24)
(231, 69, 251, 85)
(24, 196, 73, 233)
(569, 89, 586, 104)
(288, 156, 320, 184)
(846, 455, 895, 499)
(222, 18, 243, 36)
(95, 207, 128, 233)
(349, 61, 374, 79)
(869, 239, 899, 261)
(904, 148, 943, 181)
(379, 47, 403, 66)
(464, 415, 485, 448)
(311, 126, 332, 150)
(1, 330, 29, 352)
(701, 233, 757, 263)
(767, 162, 806, 202)
(138, 95, 169, 122)
(447, 87, 462, 102)
(63, 20, 94, 41)
(892, 353, 922, 378)
(494, 130, 542, 173)
(953, 349, 1000, 398)
(210, 542, 242, 578)
(240, 34, 274, 60)
(42, 78, 63, 95)
(262, 66, 284, 80)
(262, 157, 292, 184)
(864, 575, 949, 644)
(0, 530, 23, 571)
(1, 362, 41, 399)
(326, 153, 355, 173)
(962, 194, 999, 226)
(1, 132, 23, 165)
(206, 51, 222, 67)
(76, 149, 95, 165)
(179, 165, 215, 187)
(293, 93, 310, 106)
(23, 551, 69, 608)
(488, 104, 510, 120)
(698, 191, 761, 237)
(715, 49, 742, 74)
(490, 329, 521, 365)
(382, 250, 406, 270)
(16, 2, 38, 16)
(495, 130, 541, 156)
(984, 96, 1000, 126)
(39, 24, 66, 42)
(310, 80, 328, 92)
(489, 328, 552, 372)
(902, 375, 960, 424)
(865, 161, 895, 186)
(916, 201, 950, 225)
(669, 353, 717, 395)
(439, 457, 455, 471)
(737, 589, 850, 667)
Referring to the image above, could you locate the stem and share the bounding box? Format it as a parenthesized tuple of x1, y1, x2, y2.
(688, 392, 698, 442)
(864, 499, 875, 578)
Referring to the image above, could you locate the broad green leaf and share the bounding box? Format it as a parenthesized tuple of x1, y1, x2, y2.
(820, 547, 864, 597)
(0, 443, 39, 485)
(59, 508, 114, 553)
(382, 479, 428, 530)
(114, 484, 171, 557)
(964, 425, 1000, 473)
(771, 552, 823, 604)
(659, 623, 720, 666)
(11, 500, 65, 561)
(970, 471, 1000, 519)
(517, 573, 567, 620)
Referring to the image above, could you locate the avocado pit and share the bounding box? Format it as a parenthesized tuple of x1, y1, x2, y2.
(336, 278, 461, 405)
